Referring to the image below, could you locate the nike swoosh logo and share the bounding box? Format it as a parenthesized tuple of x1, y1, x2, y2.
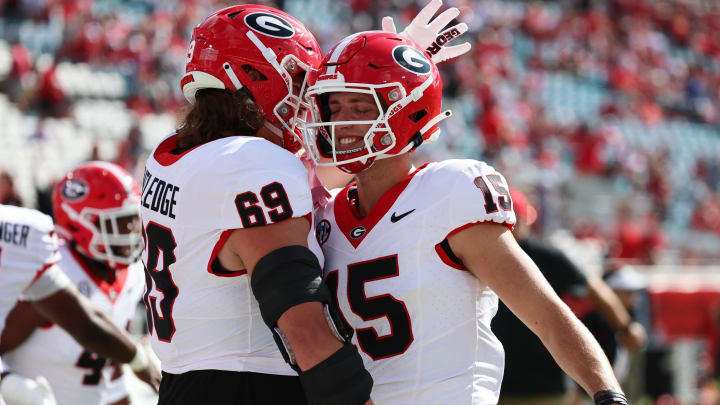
(390, 209, 416, 223)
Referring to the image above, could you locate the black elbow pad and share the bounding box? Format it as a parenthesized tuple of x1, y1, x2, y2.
(251, 245, 354, 372)
(250, 245, 330, 328)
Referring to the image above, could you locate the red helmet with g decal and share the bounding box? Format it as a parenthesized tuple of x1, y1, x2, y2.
(181, 5, 322, 153)
(303, 31, 450, 173)
(52, 161, 142, 270)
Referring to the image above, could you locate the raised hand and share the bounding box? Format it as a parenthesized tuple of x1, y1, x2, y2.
(381, 0, 471, 64)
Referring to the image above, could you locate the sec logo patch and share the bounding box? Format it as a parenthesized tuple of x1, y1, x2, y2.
(316, 219, 331, 246)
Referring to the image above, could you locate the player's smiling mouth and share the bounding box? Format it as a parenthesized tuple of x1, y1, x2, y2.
(335, 135, 366, 153)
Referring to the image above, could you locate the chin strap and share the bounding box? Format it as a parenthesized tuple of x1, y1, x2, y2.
(418, 109, 452, 143)
(263, 122, 285, 145)
(246, 31, 293, 92)
(222, 62, 244, 91)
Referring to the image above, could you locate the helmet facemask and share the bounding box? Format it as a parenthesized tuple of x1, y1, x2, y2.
(304, 73, 439, 173)
(64, 203, 143, 269)
(272, 54, 317, 153)
(239, 30, 318, 154)
(304, 86, 391, 172)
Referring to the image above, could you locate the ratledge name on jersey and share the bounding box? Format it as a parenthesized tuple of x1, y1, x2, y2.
(0, 220, 31, 247)
(142, 168, 180, 219)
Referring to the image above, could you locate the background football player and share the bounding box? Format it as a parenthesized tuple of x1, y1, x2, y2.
(0, 201, 159, 405)
(304, 31, 630, 405)
(1, 161, 148, 405)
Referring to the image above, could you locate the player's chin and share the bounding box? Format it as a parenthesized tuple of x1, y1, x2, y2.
(111, 246, 132, 259)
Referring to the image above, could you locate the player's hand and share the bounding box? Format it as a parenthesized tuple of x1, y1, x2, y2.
(381, 0, 471, 64)
(133, 360, 161, 393)
(618, 321, 646, 352)
(0, 374, 57, 405)
(127, 338, 161, 392)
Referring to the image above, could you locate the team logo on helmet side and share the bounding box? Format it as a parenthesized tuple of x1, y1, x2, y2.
(244, 12, 295, 38)
(349, 226, 366, 239)
(392, 45, 431, 75)
(316, 219, 331, 246)
(62, 179, 89, 201)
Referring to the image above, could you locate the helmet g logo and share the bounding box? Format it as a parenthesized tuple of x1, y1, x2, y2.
(62, 179, 89, 201)
(392, 45, 431, 75)
(244, 12, 295, 38)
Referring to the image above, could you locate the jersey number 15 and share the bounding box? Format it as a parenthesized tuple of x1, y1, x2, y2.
(326, 255, 414, 360)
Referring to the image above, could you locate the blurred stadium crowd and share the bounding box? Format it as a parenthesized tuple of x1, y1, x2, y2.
(1, 0, 720, 404)
(3, 0, 720, 266)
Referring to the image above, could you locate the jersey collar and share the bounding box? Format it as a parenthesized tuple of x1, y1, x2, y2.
(153, 133, 201, 166)
(334, 163, 430, 249)
(69, 248, 129, 304)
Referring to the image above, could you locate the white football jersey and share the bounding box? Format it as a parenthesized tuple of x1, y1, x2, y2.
(315, 160, 516, 405)
(141, 134, 322, 375)
(0, 205, 60, 334)
(2, 245, 144, 405)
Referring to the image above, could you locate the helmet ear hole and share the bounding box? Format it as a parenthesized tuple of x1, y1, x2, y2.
(241, 65, 267, 81)
(408, 110, 427, 123)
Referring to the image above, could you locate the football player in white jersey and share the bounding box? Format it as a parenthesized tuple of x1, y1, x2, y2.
(302, 32, 631, 405)
(0, 203, 159, 405)
(143, 3, 471, 404)
(143, 5, 373, 405)
(1, 162, 147, 405)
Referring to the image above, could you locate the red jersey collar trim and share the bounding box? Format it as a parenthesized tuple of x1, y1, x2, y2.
(335, 163, 431, 249)
(69, 248, 128, 304)
(153, 134, 201, 166)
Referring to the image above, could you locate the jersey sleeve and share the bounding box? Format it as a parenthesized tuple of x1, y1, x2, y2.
(18, 213, 61, 272)
(19, 217, 63, 299)
(185, 139, 313, 231)
(22, 264, 72, 301)
(445, 159, 516, 236)
(0, 209, 61, 331)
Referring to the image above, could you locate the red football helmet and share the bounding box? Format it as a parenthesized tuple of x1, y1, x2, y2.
(303, 31, 450, 173)
(53, 161, 142, 269)
(181, 5, 322, 153)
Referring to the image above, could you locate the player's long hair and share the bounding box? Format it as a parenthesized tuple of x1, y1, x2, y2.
(175, 88, 264, 152)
